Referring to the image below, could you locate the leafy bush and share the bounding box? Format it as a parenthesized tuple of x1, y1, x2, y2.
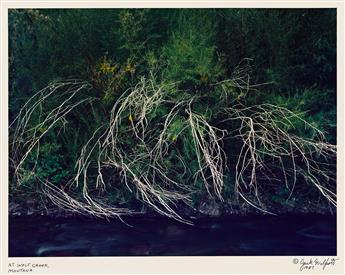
(9, 9, 336, 222)
(163, 10, 223, 89)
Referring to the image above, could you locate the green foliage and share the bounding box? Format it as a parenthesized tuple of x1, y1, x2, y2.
(163, 10, 223, 89)
(9, 8, 336, 216)
(21, 143, 70, 187)
(117, 9, 149, 58)
(271, 186, 296, 208)
(260, 88, 336, 143)
(216, 9, 336, 91)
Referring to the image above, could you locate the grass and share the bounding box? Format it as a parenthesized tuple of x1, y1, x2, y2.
(9, 69, 337, 224)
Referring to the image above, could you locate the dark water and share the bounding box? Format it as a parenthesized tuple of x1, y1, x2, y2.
(9, 214, 336, 257)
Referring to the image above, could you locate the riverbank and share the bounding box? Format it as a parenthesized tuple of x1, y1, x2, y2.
(9, 196, 336, 220)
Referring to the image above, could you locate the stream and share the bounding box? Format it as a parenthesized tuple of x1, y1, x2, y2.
(9, 214, 336, 256)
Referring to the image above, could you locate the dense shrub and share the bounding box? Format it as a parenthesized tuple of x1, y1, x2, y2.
(9, 9, 336, 221)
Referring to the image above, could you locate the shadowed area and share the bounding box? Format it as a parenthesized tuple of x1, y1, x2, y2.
(9, 214, 336, 257)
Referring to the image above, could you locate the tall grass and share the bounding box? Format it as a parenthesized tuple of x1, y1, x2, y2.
(10, 69, 336, 223)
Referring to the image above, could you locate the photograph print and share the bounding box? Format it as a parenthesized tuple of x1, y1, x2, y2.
(8, 8, 337, 257)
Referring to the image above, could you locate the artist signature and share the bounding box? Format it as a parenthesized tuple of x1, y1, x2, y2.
(293, 257, 339, 271)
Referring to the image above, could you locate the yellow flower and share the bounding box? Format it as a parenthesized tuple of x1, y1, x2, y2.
(125, 63, 135, 74)
(200, 74, 208, 83)
(128, 114, 133, 122)
(99, 61, 117, 74)
(38, 126, 47, 133)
